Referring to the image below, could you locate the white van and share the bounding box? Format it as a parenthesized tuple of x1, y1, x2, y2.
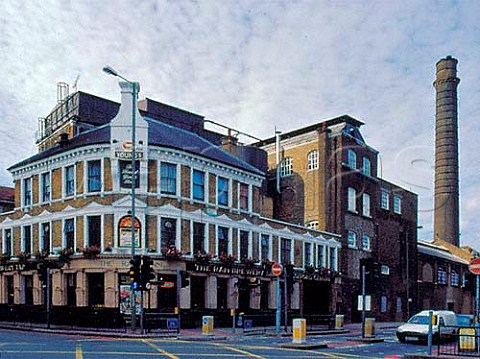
(396, 310, 457, 343)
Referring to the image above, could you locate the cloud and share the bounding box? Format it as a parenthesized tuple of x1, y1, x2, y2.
(0, 0, 479, 248)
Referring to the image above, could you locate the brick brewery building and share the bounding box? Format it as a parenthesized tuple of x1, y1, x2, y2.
(257, 116, 419, 322)
(0, 82, 341, 328)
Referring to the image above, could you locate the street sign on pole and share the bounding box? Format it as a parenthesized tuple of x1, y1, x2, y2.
(469, 258, 480, 275)
(272, 263, 283, 276)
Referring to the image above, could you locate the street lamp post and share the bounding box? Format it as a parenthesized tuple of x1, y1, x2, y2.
(103, 66, 139, 331)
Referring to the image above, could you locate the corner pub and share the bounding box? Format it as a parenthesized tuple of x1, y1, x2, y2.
(0, 81, 341, 328)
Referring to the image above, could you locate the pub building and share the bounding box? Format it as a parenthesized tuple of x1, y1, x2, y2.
(0, 82, 341, 328)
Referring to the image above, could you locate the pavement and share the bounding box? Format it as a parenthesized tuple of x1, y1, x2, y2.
(0, 320, 403, 341)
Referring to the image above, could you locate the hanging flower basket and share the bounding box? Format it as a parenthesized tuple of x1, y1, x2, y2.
(241, 257, 256, 269)
(81, 246, 101, 259)
(58, 248, 74, 263)
(194, 251, 212, 264)
(219, 252, 236, 266)
(0, 253, 11, 264)
(161, 246, 182, 260)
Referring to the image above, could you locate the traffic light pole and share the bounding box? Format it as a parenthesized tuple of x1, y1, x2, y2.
(46, 267, 51, 329)
(361, 264, 366, 338)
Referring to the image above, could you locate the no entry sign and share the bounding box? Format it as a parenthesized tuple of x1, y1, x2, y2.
(469, 258, 480, 275)
(272, 263, 283, 276)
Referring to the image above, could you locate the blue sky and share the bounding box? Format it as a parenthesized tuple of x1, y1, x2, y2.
(0, 0, 479, 248)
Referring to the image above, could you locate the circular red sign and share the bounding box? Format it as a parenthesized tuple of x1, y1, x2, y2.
(469, 258, 480, 275)
(271, 263, 283, 276)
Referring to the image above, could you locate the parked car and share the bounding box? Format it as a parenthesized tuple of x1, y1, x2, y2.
(396, 310, 457, 343)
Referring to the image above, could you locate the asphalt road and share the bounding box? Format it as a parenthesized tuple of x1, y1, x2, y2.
(0, 327, 436, 359)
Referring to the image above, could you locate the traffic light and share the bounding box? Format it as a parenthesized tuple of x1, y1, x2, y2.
(37, 262, 48, 283)
(285, 263, 294, 293)
(141, 255, 155, 290)
(181, 271, 190, 288)
(129, 255, 141, 287)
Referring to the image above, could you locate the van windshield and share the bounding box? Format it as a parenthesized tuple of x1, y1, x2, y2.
(407, 315, 431, 325)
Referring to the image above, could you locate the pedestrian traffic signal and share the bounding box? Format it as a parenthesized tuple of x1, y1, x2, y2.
(129, 255, 141, 286)
(141, 255, 155, 290)
(37, 262, 48, 283)
(181, 271, 190, 288)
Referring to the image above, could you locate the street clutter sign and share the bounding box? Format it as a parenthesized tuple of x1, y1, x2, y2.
(271, 263, 283, 276)
(469, 258, 480, 275)
(357, 295, 371, 311)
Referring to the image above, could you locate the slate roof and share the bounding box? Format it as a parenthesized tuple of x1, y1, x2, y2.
(8, 118, 264, 176)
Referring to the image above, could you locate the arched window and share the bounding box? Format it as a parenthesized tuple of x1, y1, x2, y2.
(347, 149, 357, 169)
(422, 263, 433, 282)
(307, 150, 318, 170)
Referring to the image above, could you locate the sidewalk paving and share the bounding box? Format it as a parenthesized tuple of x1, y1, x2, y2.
(0, 320, 403, 341)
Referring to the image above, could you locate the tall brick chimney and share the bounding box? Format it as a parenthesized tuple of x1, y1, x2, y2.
(433, 56, 460, 246)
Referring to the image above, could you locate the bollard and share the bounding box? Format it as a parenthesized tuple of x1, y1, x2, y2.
(364, 317, 375, 338)
(459, 328, 476, 351)
(202, 316, 214, 336)
(292, 318, 306, 344)
(335, 314, 344, 330)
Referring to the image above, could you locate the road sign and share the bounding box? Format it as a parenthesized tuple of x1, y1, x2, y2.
(272, 263, 283, 276)
(469, 258, 480, 275)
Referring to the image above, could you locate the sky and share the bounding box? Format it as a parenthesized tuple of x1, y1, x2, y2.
(0, 0, 479, 249)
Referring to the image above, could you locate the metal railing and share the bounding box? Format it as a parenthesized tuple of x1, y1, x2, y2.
(437, 326, 480, 357)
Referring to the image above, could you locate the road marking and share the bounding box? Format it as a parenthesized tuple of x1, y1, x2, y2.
(76, 344, 83, 359)
(142, 339, 180, 359)
(210, 342, 266, 359)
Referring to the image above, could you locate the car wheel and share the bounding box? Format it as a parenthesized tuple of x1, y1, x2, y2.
(397, 335, 406, 343)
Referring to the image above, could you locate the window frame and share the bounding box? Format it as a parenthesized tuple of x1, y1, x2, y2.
(216, 226, 230, 257)
(40, 222, 51, 253)
(87, 160, 102, 193)
(260, 234, 271, 261)
(280, 157, 293, 177)
(381, 189, 390, 210)
(40, 171, 51, 203)
(160, 162, 177, 195)
(347, 149, 357, 169)
(361, 234, 371, 251)
(362, 157, 371, 176)
(192, 169, 205, 201)
(64, 165, 75, 198)
(304, 242, 312, 267)
(23, 177, 32, 207)
(192, 222, 206, 255)
(347, 187, 357, 213)
(217, 176, 229, 207)
(63, 218, 76, 251)
(307, 150, 319, 171)
(22, 225, 32, 254)
(239, 183, 249, 211)
(362, 193, 371, 217)
(86, 215, 102, 248)
(347, 230, 357, 249)
(437, 266, 447, 285)
(160, 217, 177, 249)
(393, 194, 402, 214)
(3, 228, 13, 256)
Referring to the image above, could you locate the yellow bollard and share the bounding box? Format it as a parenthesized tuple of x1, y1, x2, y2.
(335, 314, 344, 330)
(364, 317, 375, 337)
(459, 328, 476, 351)
(202, 316, 214, 336)
(292, 318, 306, 344)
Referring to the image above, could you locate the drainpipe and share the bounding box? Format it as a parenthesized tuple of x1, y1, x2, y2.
(275, 130, 281, 193)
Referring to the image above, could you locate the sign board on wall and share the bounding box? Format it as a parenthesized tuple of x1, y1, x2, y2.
(357, 295, 371, 311)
